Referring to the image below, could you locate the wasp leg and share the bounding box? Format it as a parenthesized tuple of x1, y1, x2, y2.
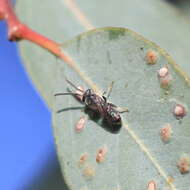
(107, 102, 117, 108)
(116, 106, 129, 114)
(102, 81, 114, 100)
(107, 103, 128, 112)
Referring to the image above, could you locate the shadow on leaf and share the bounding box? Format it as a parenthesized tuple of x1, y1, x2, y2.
(56, 106, 122, 134)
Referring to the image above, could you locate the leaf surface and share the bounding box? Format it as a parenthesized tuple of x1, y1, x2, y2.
(53, 27, 190, 190)
(16, 0, 190, 108)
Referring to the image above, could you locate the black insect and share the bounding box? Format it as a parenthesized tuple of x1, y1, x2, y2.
(54, 79, 128, 130)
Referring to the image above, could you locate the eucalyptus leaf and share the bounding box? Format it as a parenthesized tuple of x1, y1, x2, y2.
(53, 27, 190, 190)
(16, 0, 190, 108)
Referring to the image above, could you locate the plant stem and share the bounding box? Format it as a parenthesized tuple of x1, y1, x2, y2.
(0, 0, 71, 63)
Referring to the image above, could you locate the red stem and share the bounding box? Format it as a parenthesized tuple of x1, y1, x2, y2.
(0, 0, 71, 62)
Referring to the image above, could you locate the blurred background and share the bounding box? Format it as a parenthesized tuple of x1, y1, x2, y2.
(0, 0, 189, 190)
(0, 21, 66, 190)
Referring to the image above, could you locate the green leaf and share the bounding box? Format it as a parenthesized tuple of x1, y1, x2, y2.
(16, 0, 190, 108)
(53, 27, 190, 190)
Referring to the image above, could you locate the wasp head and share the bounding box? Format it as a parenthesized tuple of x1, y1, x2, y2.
(82, 89, 104, 111)
(82, 89, 93, 102)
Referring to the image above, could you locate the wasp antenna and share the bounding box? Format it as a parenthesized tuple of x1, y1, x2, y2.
(65, 77, 84, 92)
(54, 92, 76, 96)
